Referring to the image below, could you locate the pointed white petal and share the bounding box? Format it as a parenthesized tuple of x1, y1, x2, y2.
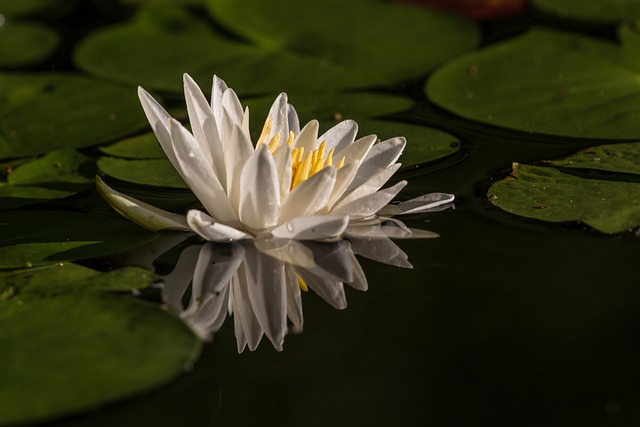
(96, 176, 189, 231)
(292, 120, 319, 152)
(211, 75, 229, 126)
(332, 180, 408, 220)
(378, 192, 456, 216)
(183, 74, 215, 166)
(285, 268, 304, 332)
(225, 124, 254, 213)
(348, 233, 412, 268)
(287, 103, 300, 135)
(337, 163, 401, 208)
(169, 119, 237, 223)
(271, 215, 349, 241)
(320, 119, 358, 153)
(187, 210, 251, 242)
(326, 161, 360, 211)
(160, 245, 201, 311)
(239, 145, 281, 230)
(266, 93, 289, 143)
(279, 166, 337, 223)
(232, 266, 263, 351)
(301, 240, 355, 283)
(334, 134, 376, 169)
(301, 272, 347, 310)
(272, 142, 292, 200)
(346, 137, 405, 192)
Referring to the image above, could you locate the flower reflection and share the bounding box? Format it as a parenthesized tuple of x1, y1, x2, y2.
(160, 221, 432, 352)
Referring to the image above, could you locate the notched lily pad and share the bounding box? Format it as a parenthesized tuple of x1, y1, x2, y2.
(0, 22, 60, 68)
(0, 210, 157, 268)
(426, 28, 640, 139)
(488, 141, 640, 233)
(0, 294, 200, 425)
(0, 149, 94, 209)
(0, 73, 147, 159)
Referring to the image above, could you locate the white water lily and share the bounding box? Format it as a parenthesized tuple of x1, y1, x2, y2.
(97, 74, 454, 241)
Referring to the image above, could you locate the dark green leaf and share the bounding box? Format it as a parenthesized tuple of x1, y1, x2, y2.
(0, 22, 59, 68)
(533, 0, 640, 23)
(98, 157, 187, 188)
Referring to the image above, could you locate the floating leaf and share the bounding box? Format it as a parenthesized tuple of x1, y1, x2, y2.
(0, 22, 59, 68)
(0, 211, 157, 268)
(0, 263, 156, 299)
(532, 0, 640, 23)
(426, 28, 640, 139)
(0, 294, 200, 425)
(0, 73, 147, 159)
(0, 0, 74, 18)
(99, 132, 165, 159)
(98, 157, 187, 188)
(487, 142, 640, 233)
(74, 1, 479, 94)
(0, 149, 94, 209)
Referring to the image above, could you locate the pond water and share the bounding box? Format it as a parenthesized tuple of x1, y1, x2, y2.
(3, 1, 640, 426)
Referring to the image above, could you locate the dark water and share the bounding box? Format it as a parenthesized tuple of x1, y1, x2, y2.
(26, 3, 640, 427)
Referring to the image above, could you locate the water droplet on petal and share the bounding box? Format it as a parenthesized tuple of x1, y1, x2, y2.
(286, 222, 295, 233)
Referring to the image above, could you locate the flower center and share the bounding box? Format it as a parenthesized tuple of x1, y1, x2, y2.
(257, 117, 344, 190)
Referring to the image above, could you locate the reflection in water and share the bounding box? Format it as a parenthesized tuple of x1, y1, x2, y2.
(158, 220, 439, 352)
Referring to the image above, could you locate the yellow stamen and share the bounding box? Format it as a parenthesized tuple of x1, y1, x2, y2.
(267, 132, 281, 153)
(256, 115, 273, 146)
(296, 274, 308, 292)
(337, 156, 345, 169)
(311, 156, 325, 175)
(325, 148, 335, 167)
(286, 131, 295, 146)
(292, 152, 313, 189)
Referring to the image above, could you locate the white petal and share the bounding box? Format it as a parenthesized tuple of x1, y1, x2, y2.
(287, 103, 300, 135)
(239, 145, 281, 230)
(301, 240, 355, 283)
(266, 93, 289, 143)
(331, 180, 408, 220)
(220, 89, 245, 153)
(279, 166, 337, 223)
(96, 176, 189, 231)
(211, 75, 229, 126)
(271, 215, 349, 241)
(325, 160, 360, 211)
(300, 272, 347, 310)
(233, 266, 263, 351)
(272, 142, 292, 200)
(292, 120, 319, 152)
(337, 163, 401, 208)
(346, 137, 405, 192)
(225, 124, 254, 214)
(137, 87, 183, 175)
(285, 267, 304, 332)
(187, 210, 251, 242)
(347, 233, 412, 268)
(169, 119, 237, 223)
(320, 119, 358, 153)
(378, 192, 456, 216)
(160, 245, 201, 311)
(183, 74, 215, 170)
(334, 134, 376, 171)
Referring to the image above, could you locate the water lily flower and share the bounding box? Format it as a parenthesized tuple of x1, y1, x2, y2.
(97, 74, 454, 242)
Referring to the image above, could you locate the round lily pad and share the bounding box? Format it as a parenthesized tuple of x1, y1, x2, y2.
(0, 73, 147, 159)
(0, 294, 200, 425)
(0, 211, 157, 268)
(99, 132, 165, 159)
(426, 28, 640, 139)
(0, 22, 59, 68)
(532, 0, 640, 23)
(98, 157, 187, 188)
(74, 1, 479, 94)
(487, 141, 640, 233)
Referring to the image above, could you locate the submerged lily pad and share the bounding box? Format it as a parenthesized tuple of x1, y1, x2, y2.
(0, 149, 94, 209)
(0, 211, 157, 268)
(426, 28, 640, 139)
(533, 0, 640, 23)
(0, 73, 147, 159)
(0, 294, 200, 425)
(74, 1, 479, 94)
(487, 142, 640, 233)
(0, 263, 155, 299)
(0, 22, 59, 68)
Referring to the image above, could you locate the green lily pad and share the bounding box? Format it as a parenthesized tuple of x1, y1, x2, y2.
(0, 73, 147, 159)
(0, 149, 94, 210)
(0, 0, 74, 18)
(487, 142, 640, 233)
(0, 263, 156, 300)
(99, 132, 165, 159)
(0, 294, 200, 425)
(0, 211, 157, 268)
(74, 2, 479, 94)
(533, 0, 640, 23)
(426, 28, 640, 139)
(98, 157, 187, 188)
(0, 22, 59, 68)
